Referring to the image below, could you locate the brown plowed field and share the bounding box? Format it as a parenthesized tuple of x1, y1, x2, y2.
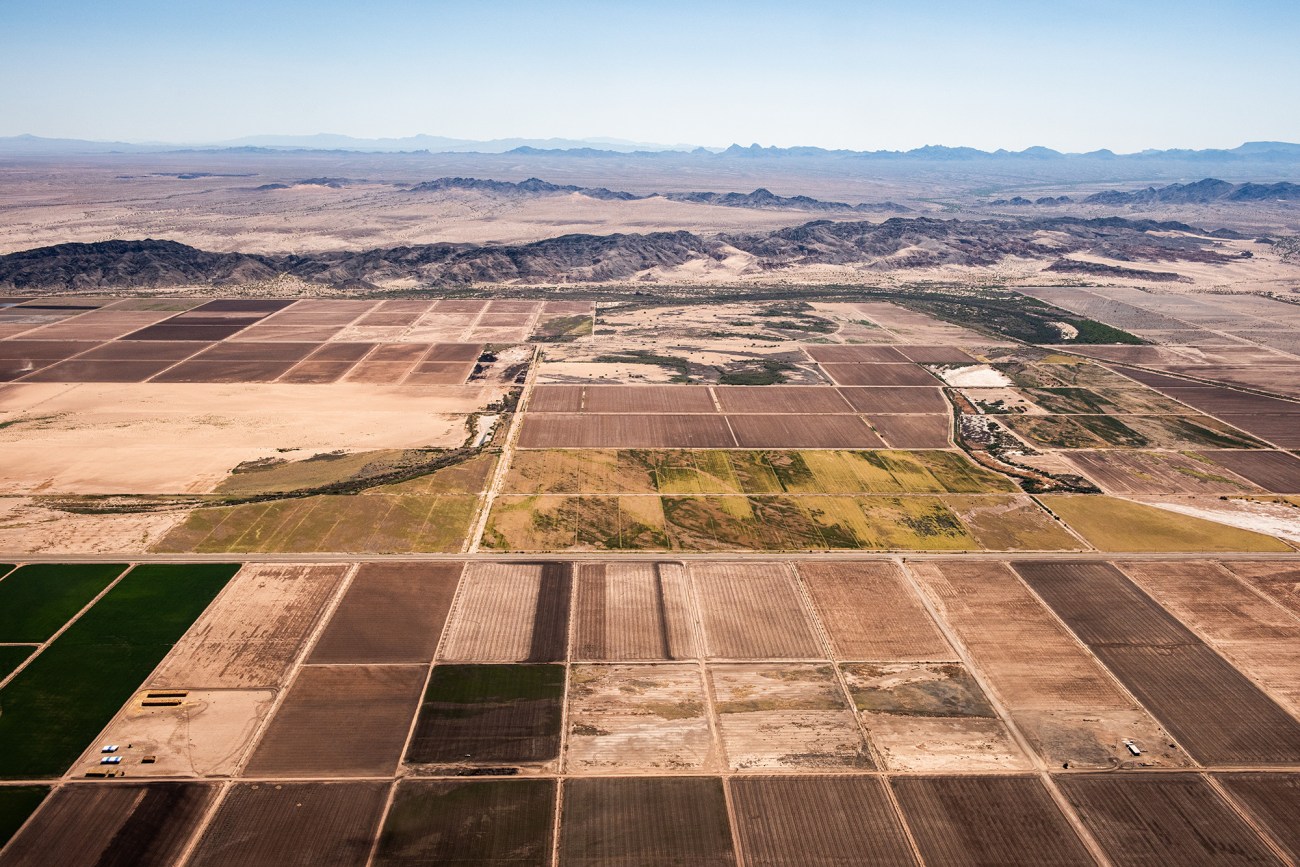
(21, 358, 183, 382)
(897, 345, 977, 364)
(1221, 561, 1300, 616)
(123, 323, 248, 340)
(261, 299, 377, 325)
(572, 562, 700, 660)
(729, 775, 917, 866)
(0, 782, 217, 867)
(1016, 561, 1300, 764)
(187, 341, 320, 362)
(1154, 386, 1300, 416)
(1012, 561, 1198, 647)
(150, 563, 348, 689)
(728, 414, 886, 448)
(406, 664, 565, 766)
(244, 664, 427, 777)
(579, 385, 716, 413)
(187, 781, 390, 867)
(518, 414, 737, 448)
(528, 384, 585, 412)
(560, 777, 736, 866)
(837, 386, 949, 413)
(149, 358, 300, 382)
(1217, 415, 1300, 447)
(75, 340, 207, 361)
(306, 342, 376, 361)
(890, 775, 1094, 867)
(566, 663, 716, 772)
(424, 342, 483, 361)
(344, 360, 418, 384)
(19, 310, 171, 340)
(820, 363, 939, 386)
(1201, 450, 1300, 493)
(690, 562, 824, 659)
(1095, 644, 1300, 765)
(440, 562, 571, 662)
(714, 386, 853, 414)
(798, 561, 953, 660)
(434, 299, 486, 313)
(1064, 451, 1261, 495)
(404, 361, 473, 385)
(276, 360, 355, 383)
(909, 561, 1189, 769)
(1215, 773, 1300, 861)
(805, 345, 908, 362)
(308, 562, 462, 664)
(374, 779, 556, 866)
(1119, 560, 1300, 713)
(868, 414, 951, 448)
(1058, 774, 1283, 867)
(360, 300, 434, 324)
(711, 663, 871, 770)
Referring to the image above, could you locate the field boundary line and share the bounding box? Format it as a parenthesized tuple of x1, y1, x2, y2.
(0, 563, 133, 692)
(172, 778, 233, 867)
(897, 558, 1117, 867)
(1210, 558, 1300, 629)
(1202, 773, 1299, 867)
(231, 562, 359, 779)
(548, 561, 581, 867)
(466, 344, 539, 553)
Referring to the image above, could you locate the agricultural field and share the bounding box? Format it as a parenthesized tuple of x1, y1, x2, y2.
(4, 294, 1300, 863)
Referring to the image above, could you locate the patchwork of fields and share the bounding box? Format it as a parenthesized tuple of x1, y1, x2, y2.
(0, 557, 1298, 865)
(3, 294, 1300, 864)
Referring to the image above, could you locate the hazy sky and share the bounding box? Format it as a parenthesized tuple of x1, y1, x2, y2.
(3, 0, 1298, 151)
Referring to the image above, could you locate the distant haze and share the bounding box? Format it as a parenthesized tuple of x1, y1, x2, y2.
(2, 0, 1299, 152)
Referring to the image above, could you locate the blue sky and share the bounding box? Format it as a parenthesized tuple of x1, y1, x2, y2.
(2, 0, 1297, 151)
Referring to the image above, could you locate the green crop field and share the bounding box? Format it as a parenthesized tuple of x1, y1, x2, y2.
(0, 563, 240, 779)
(0, 786, 48, 848)
(0, 563, 127, 642)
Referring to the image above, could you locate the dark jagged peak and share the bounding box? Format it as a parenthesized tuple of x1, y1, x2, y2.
(1084, 178, 1300, 205)
(255, 177, 365, 191)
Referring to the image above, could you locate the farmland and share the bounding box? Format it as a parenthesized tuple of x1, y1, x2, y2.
(4, 291, 1300, 864)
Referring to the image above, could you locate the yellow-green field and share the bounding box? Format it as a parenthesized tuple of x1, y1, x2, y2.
(155, 454, 496, 554)
(504, 449, 1016, 496)
(1035, 495, 1293, 553)
(482, 492, 1082, 553)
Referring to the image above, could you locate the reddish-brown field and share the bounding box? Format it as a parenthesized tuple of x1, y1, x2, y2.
(277, 360, 355, 383)
(309, 561, 462, 664)
(581, 385, 717, 413)
(518, 414, 736, 448)
(187, 781, 391, 867)
(713, 386, 853, 414)
(150, 357, 300, 383)
(1058, 774, 1283, 867)
(897, 345, 977, 364)
(529, 384, 584, 412)
(837, 386, 949, 413)
(868, 414, 952, 448)
(559, 777, 736, 866)
(890, 775, 1094, 867)
(805, 345, 909, 362)
(403, 361, 473, 385)
(1200, 449, 1300, 493)
(0, 783, 217, 867)
(691, 562, 824, 659)
(374, 779, 556, 866)
(729, 776, 917, 866)
(424, 342, 483, 361)
(243, 664, 427, 777)
(819, 363, 939, 386)
(571, 562, 700, 660)
(728, 413, 885, 448)
(21, 358, 182, 382)
(798, 561, 953, 660)
(1215, 773, 1300, 861)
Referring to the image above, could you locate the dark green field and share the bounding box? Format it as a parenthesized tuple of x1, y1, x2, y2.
(0, 646, 34, 681)
(0, 786, 47, 847)
(0, 563, 126, 642)
(406, 665, 566, 765)
(375, 779, 556, 865)
(0, 563, 239, 779)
